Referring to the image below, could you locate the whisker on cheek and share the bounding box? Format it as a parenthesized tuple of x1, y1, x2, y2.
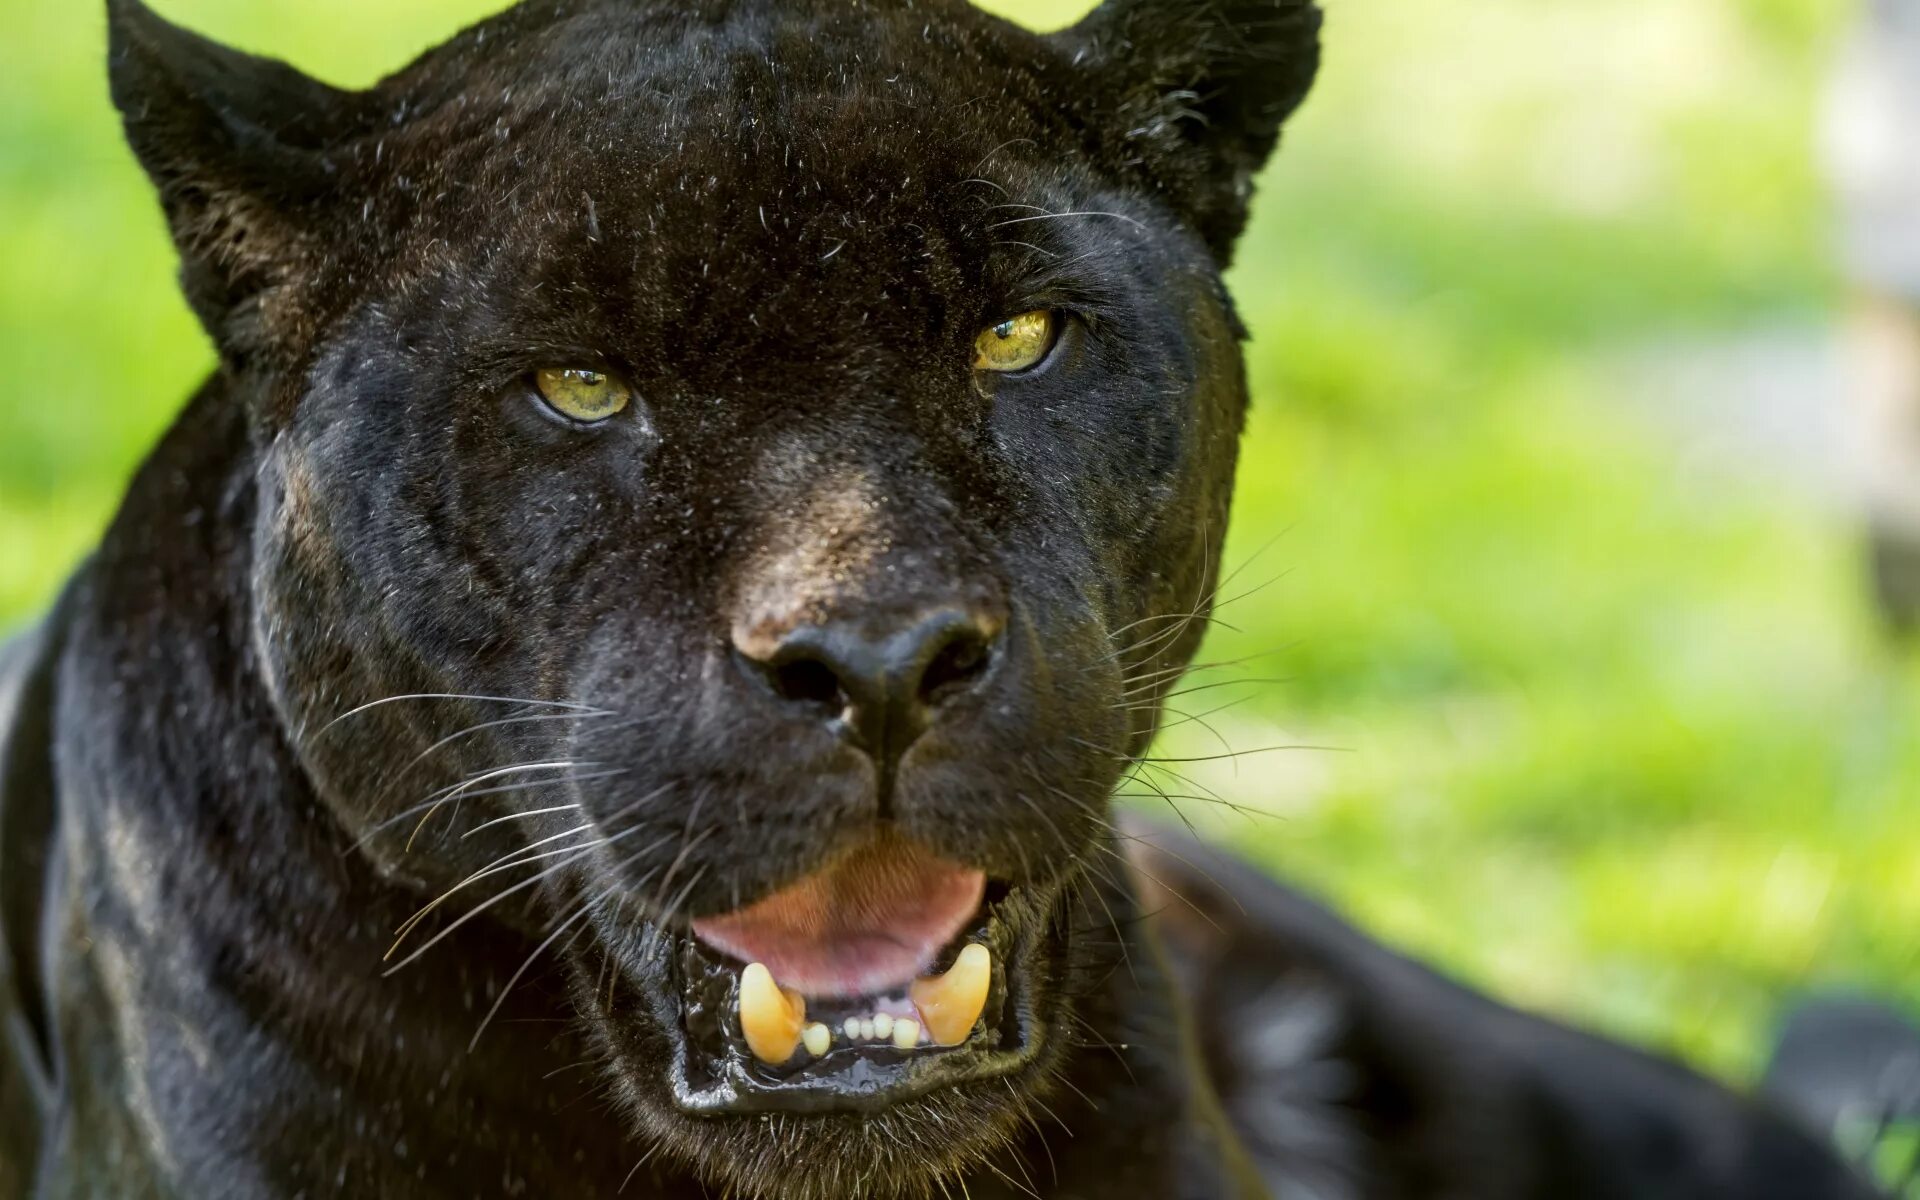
(390, 825, 604, 948)
(341, 767, 625, 856)
(315, 692, 609, 739)
(386, 817, 678, 973)
(380, 708, 624, 801)
(461, 802, 584, 837)
(384, 842, 606, 972)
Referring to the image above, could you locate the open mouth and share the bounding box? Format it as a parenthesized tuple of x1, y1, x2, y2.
(664, 833, 1062, 1115)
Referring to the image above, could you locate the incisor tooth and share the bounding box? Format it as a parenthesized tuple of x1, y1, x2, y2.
(802, 1022, 832, 1058)
(739, 963, 804, 1065)
(909, 943, 991, 1046)
(892, 1018, 921, 1050)
(872, 1013, 894, 1041)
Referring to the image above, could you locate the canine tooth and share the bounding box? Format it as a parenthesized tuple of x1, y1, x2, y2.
(739, 963, 803, 1065)
(802, 1022, 832, 1058)
(872, 1013, 894, 1041)
(909, 943, 991, 1046)
(892, 1018, 921, 1050)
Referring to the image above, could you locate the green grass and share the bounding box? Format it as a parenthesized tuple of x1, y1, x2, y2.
(2, 0, 1915, 1087)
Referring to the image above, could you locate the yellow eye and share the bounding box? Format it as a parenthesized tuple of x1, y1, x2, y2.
(973, 311, 1057, 373)
(533, 367, 631, 423)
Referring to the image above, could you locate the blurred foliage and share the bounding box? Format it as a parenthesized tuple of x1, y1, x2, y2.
(1, 0, 1914, 1083)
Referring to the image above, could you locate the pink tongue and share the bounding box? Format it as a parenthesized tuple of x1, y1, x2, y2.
(691, 836, 985, 998)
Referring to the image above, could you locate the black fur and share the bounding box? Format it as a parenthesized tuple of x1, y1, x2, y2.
(0, 1, 1879, 1198)
(1126, 821, 1882, 1200)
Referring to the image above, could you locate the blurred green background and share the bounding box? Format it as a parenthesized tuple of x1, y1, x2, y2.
(2, 0, 1914, 1087)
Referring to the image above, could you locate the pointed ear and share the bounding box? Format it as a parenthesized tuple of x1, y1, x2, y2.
(107, 0, 368, 363)
(1057, 0, 1322, 263)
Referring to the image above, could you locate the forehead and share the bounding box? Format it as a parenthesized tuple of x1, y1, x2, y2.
(380, 1, 1072, 211)
(355, 2, 1129, 365)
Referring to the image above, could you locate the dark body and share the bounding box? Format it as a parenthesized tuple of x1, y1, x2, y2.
(0, 0, 1880, 1197)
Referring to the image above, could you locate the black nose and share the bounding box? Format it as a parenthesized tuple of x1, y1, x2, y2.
(736, 608, 1001, 769)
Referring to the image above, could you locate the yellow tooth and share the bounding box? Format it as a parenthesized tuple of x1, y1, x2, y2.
(802, 1022, 832, 1058)
(909, 943, 991, 1046)
(739, 963, 804, 1065)
(891, 1018, 922, 1050)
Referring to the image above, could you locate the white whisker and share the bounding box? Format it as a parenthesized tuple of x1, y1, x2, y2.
(462, 803, 582, 837)
(317, 693, 605, 737)
(388, 825, 601, 947)
(987, 210, 1147, 233)
(384, 843, 604, 973)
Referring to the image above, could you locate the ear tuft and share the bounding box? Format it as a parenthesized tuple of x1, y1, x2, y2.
(1060, 0, 1322, 262)
(107, 0, 366, 360)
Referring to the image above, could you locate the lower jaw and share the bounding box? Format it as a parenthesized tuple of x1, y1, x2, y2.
(658, 879, 1068, 1116)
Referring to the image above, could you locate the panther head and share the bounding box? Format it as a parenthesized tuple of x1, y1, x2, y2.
(108, 0, 1318, 1193)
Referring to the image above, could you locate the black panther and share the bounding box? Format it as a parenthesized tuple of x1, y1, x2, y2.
(0, 0, 1893, 1197)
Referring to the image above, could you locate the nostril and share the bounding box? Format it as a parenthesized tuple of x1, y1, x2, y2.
(733, 607, 1003, 745)
(917, 626, 994, 706)
(765, 654, 846, 713)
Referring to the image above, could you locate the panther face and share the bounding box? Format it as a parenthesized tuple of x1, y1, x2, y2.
(109, 0, 1318, 1193)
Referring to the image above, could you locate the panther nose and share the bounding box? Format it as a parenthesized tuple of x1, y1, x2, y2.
(736, 608, 1002, 769)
